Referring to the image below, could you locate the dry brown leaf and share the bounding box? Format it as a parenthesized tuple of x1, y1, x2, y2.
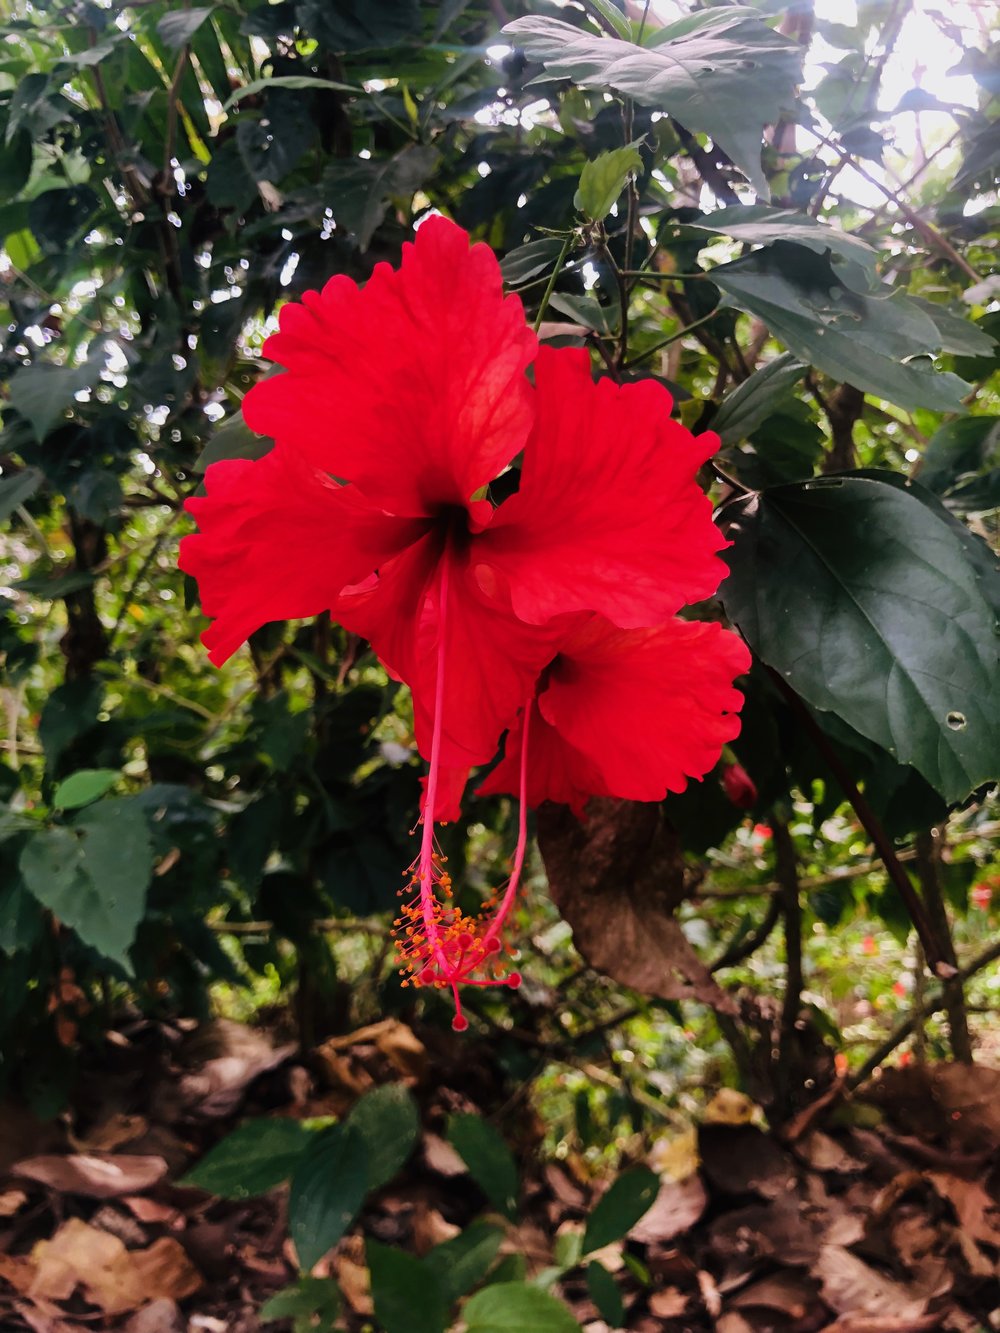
(825, 1317, 942, 1333)
(311, 1042, 375, 1097)
(537, 801, 737, 1013)
(335, 1253, 373, 1316)
(122, 1298, 186, 1333)
(0, 1187, 29, 1216)
(703, 1090, 761, 1126)
(172, 1020, 297, 1119)
(927, 1171, 1000, 1247)
(728, 1270, 820, 1318)
(699, 1124, 797, 1200)
(423, 1132, 468, 1178)
(27, 1217, 201, 1316)
(72, 1112, 149, 1153)
(794, 1130, 866, 1174)
(630, 1175, 707, 1245)
(411, 1201, 460, 1254)
(815, 1244, 928, 1319)
(696, 1267, 722, 1318)
(0, 1251, 36, 1294)
(859, 1063, 1000, 1154)
(12, 1153, 167, 1198)
(648, 1286, 688, 1317)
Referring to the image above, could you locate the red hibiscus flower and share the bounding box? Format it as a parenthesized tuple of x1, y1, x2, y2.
(179, 215, 742, 1028)
(478, 615, 751, 817)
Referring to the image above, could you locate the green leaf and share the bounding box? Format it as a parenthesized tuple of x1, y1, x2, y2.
(345, 1083, 420, 1191)
(260, 1277, 340, 1331)
(586, 1260, 625, 1327)
(448, 1114, 519, 1219)
(222, 74, 360, 111)
(181, 1118, 316, 1198)
(194, 409, 272, 473)
(8, 363, 99, 442)
(425, 1222, 504, 1305)
(583, 1167, 659, 1254)
(712, 352, 807, 444)
(920, 417, 1000, 497)
(288, 1124, 368, 1272)
(575, 145, 642, 221)
(37, 680, 103, 772)
(53, 769, 119, 811)
(19, 799, 153, 966)
(500, 238, 567, 287)
(367, 1241, 448, 1333)
(0, 127, 32, 202)
(719, 475, 1000, 803)
(0, 466, 43, 522)
(463, 1281, 582, 1332)
(326, 145, 440, 250)
(297, 0, 422, 51)
(687, 204, 877, 271)
(504, 9, 802, 197)
(0, 877, 43, 957)
(908, 296, 997, 358)
(711, 244, 971, 411)
(157, 7, 215, 49)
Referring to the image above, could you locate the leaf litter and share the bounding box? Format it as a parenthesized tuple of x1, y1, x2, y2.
(0, 1014, 998, 1330)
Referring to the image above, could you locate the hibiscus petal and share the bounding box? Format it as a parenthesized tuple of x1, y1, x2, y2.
(477, 700, 607, 819)
(476, 346, 729, 627)
(242, 216, 537, 516)
(538, 616, 752, 802)
(181, 446, 424, 666)
(340, 542, 559, 767)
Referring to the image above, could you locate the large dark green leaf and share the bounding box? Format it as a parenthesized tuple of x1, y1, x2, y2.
(448, 1114, 519, 1219)
(712, 352, 807, 445)
(8, 363, 101, 442)
(367, 1242, 448, 1333)
(686, 204, 876, 271)
(298, 0, 422, 52)
(288, 1124, 368, 1272)
(720, 475, 1000, 803)
(19, 799, 153, 966)
(182, 1118, 316, 1198)
(919, 417, 1000, 497)
(463, 1282, 582, 1332)
(582, 1166, 658, 1254)
(345, 1083, 419, 1191)
(424, 1222, 504, 1306)
(326, 145, 440, 249)
(711, 244, 971, 411)
(0, 466, 43, 522)
(504, 9, 802, 197)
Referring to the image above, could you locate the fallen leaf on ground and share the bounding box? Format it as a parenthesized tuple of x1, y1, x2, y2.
(630, 1175, 707, 1244)
(815, 1243, 928, 1318)
(12, 1153, 168, 1198)
(24, 1217, 202, 1316)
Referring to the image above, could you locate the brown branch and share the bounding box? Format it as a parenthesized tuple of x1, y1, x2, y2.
(766, 669, 948, 977)
(848, 934, 1000, 1088)
(913, 830, 972, 1061)
(710, 893, 781, 972)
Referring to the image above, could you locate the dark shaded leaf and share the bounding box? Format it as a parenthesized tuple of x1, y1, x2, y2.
(583, 1167, 659, 1254)
(367, 1241, 448, 1333)
(463, 1282, 582, 1332)
(586, 1260, 624, 1327)
(0, 466, 43, 521)
(288, 1124, 368, 1271)
(505, 9, 802, 197)
(719, 475, 1000, 802)
(448, 1114, 519, 1219)
(712, 352, 807, 445)
(181, 1118, 316, 1198)
(424, 1222, 504, 1305)
(345, 1083, 420, 1191)
(711, 244, 970, 410)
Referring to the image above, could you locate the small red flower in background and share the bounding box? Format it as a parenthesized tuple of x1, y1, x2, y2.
(180, 217, 748, 1028)
(971, 877, 995, 910)
(721, 761, 757, 810)
(862, 934, 878, 956)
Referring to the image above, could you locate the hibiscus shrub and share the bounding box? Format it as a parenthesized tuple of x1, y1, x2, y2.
(0, 0, 998, 1131)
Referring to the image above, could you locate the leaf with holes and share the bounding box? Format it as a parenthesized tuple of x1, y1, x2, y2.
(719, 475, 1000, 803)
(504, 9, 802, 197)
(711, 244, 971, 411)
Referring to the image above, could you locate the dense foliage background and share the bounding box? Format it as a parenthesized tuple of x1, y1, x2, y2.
(0, 0, 998, 1328)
